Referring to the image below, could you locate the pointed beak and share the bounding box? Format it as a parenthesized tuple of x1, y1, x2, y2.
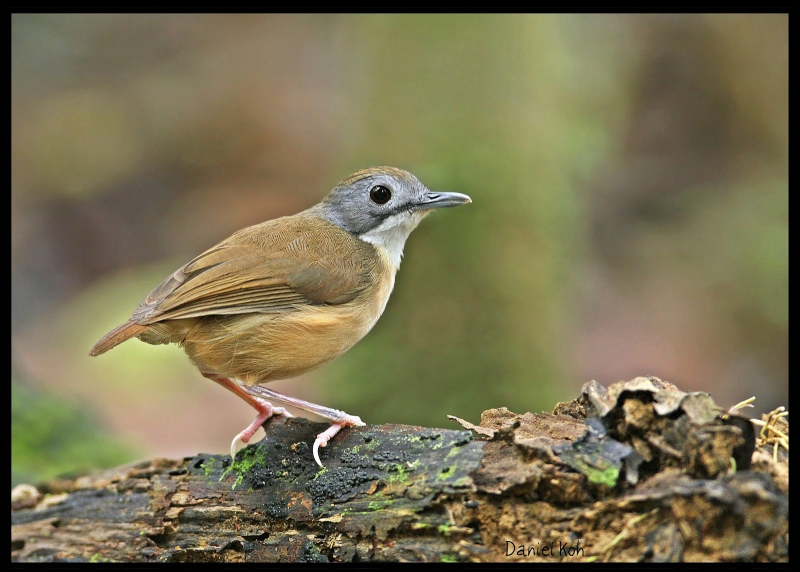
(413, 191, 472, 211)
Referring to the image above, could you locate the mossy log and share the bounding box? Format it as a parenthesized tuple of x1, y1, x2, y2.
(11, 378, 788, 563)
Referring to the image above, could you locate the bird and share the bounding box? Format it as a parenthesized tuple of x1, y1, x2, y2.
(90, 166, 471, 466)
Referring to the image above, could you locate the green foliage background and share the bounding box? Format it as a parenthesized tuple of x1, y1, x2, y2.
(12, 15, 787, 486)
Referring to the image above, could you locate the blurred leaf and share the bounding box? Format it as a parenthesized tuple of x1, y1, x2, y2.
(12, 378, 140, 487)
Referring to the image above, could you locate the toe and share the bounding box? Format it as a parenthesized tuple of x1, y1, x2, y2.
(313, 440, 324, 467)
(230, 435, 241, 461)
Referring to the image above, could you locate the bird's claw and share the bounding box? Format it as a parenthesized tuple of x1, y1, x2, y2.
(230, 432, 246, 461)
(312, 414, 366, 467)
(230, 404, 294, 461)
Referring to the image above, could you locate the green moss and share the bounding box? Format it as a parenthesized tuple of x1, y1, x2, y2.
(368, 499, 395, 511)
(339, 498, 396, 516)
(387, 465, 410, 483)
(582, 464, 619, 487)
(200, 457, 215, 478)
(220, 459, 234, 482)
(440, 553, 457, 563)
(220, 447, 269, 490)
(445, 447, 461, 460)
(436, 465, 456, 481)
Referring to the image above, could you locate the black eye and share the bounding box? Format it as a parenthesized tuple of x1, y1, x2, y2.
(369, 185, 392, 205)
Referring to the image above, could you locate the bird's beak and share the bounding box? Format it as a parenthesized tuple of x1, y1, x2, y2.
(413, 191, 472, 211)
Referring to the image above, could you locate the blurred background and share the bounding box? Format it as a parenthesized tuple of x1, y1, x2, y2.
(12, 14, 787, 486)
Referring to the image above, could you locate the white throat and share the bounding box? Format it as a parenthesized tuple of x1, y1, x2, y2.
(357, 212, 426, 273)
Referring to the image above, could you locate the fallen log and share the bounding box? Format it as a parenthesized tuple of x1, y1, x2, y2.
(11, 377, 788, 562)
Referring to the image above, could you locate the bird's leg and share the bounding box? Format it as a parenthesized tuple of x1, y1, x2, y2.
(201, 373, 293, 459)
(242, 385, 365, 467)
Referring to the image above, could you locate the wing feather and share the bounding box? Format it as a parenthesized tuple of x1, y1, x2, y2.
(131, 215, 376, 325)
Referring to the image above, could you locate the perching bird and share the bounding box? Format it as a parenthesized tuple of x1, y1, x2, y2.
(90, 167, 471, 466)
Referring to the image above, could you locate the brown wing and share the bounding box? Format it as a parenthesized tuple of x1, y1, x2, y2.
(130, 214, 377, 325)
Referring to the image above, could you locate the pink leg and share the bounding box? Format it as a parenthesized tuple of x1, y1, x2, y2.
(202, 373, 293, 459)
(242, 385, 364, 467)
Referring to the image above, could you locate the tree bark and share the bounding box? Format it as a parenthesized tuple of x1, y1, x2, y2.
(11, 378, 788, 562)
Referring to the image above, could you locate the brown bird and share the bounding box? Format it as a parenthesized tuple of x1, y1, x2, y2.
(90, 167, 471, 466)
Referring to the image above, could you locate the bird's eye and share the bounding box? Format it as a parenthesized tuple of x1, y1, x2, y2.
(369, 185, 392, 205)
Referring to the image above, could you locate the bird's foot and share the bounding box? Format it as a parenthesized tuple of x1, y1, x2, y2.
(239, 384, 365, 466)
(313, 414, 365, 467)
(230, 397, 294, 460)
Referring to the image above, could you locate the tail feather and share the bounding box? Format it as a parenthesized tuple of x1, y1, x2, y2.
(89, 321, 148, 356)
